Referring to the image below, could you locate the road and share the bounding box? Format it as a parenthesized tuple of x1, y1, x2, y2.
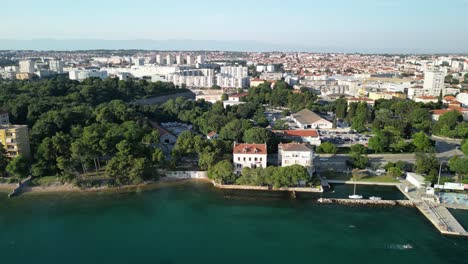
(317, 138, 463, 169)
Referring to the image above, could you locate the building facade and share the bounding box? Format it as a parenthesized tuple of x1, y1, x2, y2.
(278, 143, 315, 175)
(19, 59, 35, 73)
(291, 109, 333, 129)
(233, 143, 267, 174)
(0, 125, 31, 158)
(49, 60, 64, 73)
(423, 67, 445, 97)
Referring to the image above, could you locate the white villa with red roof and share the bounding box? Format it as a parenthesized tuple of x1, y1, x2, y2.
(233, 143, 267, 173)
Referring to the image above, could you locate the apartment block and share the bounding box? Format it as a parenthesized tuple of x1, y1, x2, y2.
(0, 125, 31, 159)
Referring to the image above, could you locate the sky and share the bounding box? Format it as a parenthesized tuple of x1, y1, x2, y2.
(1, 0, 468, 53)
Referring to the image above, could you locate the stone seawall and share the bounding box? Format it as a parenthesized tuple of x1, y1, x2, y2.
(212, 181, 323, 193)
(163, 171, 208, 179)
(317, 198, 414, 207)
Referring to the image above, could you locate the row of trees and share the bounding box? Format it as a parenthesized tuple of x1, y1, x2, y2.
(0, 77, 188, 184)
(207, 161, 310, 188)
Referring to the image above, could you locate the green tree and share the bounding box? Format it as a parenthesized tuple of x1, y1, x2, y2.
(387, 166, 403, 178)
(316, 142, 337, 154)
(433, 110, 462, 137)
(243, 127, 272, 144)
(208, 160, 236, 184)
(461, 140, 468, 156)
(412, 131, 433, 152)
(334, 96, 347, 119)
(415, 153, 439, 183)
(448, 156, 468, 182)
(351, 102, 368, 132)
(349, 152, 369, 169)
(350, 144, 367, 155)
(0, 143, 9, 177)
(6, 155, 29, 179)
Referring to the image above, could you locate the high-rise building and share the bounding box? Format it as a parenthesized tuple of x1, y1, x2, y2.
(166, 54, 174, 65)
(176, 55, 184, 65)
(133, 57, 144, 67)
(186, 55, 194, 65)
(19, 59, 35, 73)
(220, 66, 248, 78)
(156, 54, 162, 65)
(196, 55, 205, 64)
(0, 124, 31, 159)
(49, 60, 64, 73)
(423, 67, 445, 97)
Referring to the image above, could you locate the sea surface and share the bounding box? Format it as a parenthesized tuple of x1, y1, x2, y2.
(0, 181, 467, 264)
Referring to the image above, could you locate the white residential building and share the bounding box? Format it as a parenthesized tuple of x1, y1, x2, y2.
(166, 54, 174, 65)
(278, 143, 315, 175)
(19, 60, 35, 73)
(196, 55, 205, 64)
(233, 143, 267, 174)
(156, 54, 162, 64)
(69, 69, 108, 81)
(186, 55, 194, 65)
(176, 55, 184, 65)
(49, 60, 64, 73)
(423, 67, 445, 97)
(220, 66, 248, 78)
(216, 75, 249, 88)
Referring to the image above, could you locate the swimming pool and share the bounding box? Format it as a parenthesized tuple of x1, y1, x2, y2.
(438, 192, 468, 206)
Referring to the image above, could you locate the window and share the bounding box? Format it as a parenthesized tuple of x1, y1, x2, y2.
(238, 157, 240, 161)
(243, 157, 246, 161)
(260, 158, 262, 161)
(249, 157, 251, 161)
(254, 157, 258, 161)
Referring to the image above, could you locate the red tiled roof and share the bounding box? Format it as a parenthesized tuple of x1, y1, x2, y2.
(349, 97, 374, 102)
(233, 143, 267, 155)
(280, 130, 319, 137)
(207, 131, 217, 137)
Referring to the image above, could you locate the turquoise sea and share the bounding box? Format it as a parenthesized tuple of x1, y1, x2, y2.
(0, 181, 467, 264)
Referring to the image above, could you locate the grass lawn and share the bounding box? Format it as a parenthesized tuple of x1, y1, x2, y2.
(320, 170, 399, 183)
(358, 175, 400, 183)
(320, 170, 352, 181)
(31, 176, 60, 186)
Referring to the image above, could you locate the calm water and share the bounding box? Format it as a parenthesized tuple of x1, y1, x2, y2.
(0, 182, 467, 264)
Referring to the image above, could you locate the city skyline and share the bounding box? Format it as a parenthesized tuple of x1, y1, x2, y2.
(1, 0, 468, 53)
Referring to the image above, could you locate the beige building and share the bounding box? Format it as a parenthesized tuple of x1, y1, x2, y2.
(15, 73, 34, 80)
(0, 124, 31, 159)
(278, 143, 315, 175)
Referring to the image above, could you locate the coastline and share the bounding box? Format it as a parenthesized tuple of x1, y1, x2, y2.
(2, 177, 212, 196)
(327, 179, 401, 186)
(212, 181, 323, 193)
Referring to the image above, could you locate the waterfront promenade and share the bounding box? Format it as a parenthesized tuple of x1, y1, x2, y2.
(397, 185, 468, 237)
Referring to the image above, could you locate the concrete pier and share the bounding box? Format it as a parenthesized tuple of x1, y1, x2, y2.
(397, 185, 468, 237)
